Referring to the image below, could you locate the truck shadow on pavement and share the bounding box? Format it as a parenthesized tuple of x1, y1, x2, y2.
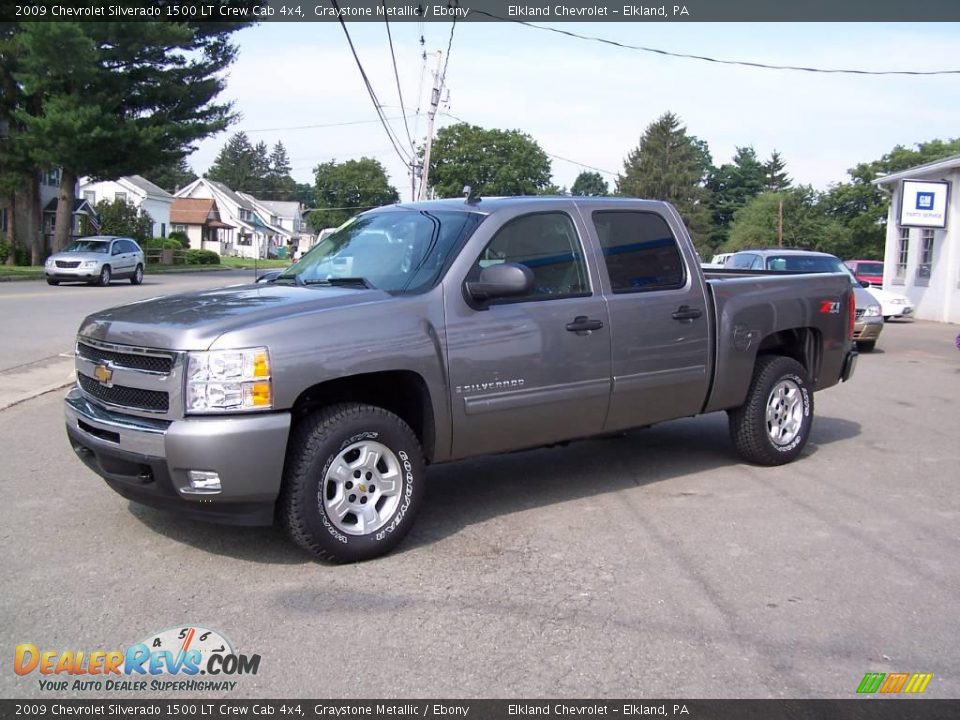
(126, 412, 859, 563)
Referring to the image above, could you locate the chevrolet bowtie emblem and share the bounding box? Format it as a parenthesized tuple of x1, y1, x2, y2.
(94, 363, 113, 386)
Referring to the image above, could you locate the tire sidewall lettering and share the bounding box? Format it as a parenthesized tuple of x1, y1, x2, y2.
(770, 372, 811, 454)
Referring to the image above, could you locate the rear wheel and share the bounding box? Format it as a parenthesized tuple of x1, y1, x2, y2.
(97, 265, 111, 286)
(279, 403, 425, 563)
(130, 264, 143, 285)
(728, 355, 813, 466)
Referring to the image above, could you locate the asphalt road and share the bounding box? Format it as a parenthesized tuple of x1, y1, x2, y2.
(0, 269, 261, 371)
(0, 294, 958, 699)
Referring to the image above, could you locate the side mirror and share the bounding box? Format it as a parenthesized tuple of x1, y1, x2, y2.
(465, 263, 534, 306)
(859, 280, 870, 288)
(112, 246, 122, 255)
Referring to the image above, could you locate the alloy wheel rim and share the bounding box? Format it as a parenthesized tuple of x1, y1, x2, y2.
(766, 379, 804, 446)
(322, 440, 403, 536)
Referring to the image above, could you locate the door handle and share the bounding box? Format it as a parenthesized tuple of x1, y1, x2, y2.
(672, 305, 703, 321)
(566, 316, 604, 333)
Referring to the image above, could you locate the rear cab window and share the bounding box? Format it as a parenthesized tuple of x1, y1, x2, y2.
(592, 211, 686, 292)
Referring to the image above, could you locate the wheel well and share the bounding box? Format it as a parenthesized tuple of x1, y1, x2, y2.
(756, 328, 822, 383)
(290, 371, 436, 461)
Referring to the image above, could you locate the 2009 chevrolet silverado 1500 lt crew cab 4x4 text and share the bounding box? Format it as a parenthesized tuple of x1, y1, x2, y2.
(65, 197, 858, 562)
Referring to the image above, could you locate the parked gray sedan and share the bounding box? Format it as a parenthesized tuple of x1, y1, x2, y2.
(44, 236, 145, 286)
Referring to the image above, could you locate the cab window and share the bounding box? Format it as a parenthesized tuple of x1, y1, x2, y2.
(470, 212, 589, 300)
(592, 211, 685, 292)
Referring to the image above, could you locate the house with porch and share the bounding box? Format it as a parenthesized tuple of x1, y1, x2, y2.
(169, 198, 236, 254)
(175, 179, 290, 259)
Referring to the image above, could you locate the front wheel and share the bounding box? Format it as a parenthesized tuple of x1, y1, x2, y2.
(728, 355, 813, 466)
(97, 265, 111, 286)
(46, 278, 59, 286)
(130, 264, 143, 285)
(858, 340, 876, 352)
(279, 403, 425, 562)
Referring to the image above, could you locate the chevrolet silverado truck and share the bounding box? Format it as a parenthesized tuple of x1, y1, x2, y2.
(65, 197, 858, 562)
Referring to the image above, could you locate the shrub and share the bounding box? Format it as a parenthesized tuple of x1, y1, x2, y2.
(168, 230, 189, 248)
(185, 249, 220, 265)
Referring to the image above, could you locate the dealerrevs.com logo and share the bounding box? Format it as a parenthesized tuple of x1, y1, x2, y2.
(14, 626, 261, 692)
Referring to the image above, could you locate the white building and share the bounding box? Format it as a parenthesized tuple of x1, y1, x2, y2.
(78, 175, 174, 239)
(874, 154, 960, 324)
(169, 197, 236, 255)
(175, 179, 290, 259)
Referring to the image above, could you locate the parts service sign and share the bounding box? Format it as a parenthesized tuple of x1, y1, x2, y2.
(900, 179, 949, 228)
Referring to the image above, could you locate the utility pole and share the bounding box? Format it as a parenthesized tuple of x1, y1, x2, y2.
(418, 51, 445, 201)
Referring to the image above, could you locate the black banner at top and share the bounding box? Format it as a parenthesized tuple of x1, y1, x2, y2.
(4, 0, 960, 22)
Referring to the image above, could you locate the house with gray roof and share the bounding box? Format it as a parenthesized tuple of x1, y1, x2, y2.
(78, 175, 174, 239)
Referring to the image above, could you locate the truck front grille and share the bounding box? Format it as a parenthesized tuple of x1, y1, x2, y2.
(77, 341, 173, 374)
(78, 374, 169, 413)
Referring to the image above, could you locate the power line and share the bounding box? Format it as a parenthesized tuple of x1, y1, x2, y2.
(330, 0, 413, 167)
(382, 3, 416, 153)
(472, 10, 960, 76)
(246, 116, 415, 134)
(440, 16, 456, 91)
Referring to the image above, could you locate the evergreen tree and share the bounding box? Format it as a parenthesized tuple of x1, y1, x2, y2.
(13, 18, 250, 252)
(207, 132, 258, 192)
(617, 112, 713, 255)
(706, 146, 768, 249)
(571, 171, 609, 196)
(264, 141, 296, 200)
(763, 151, 792, 191)
(145, 157, 197, 195)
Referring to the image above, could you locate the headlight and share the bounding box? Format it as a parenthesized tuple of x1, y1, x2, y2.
(44, 258, 54, 267)
(864, 305, 882, 317)
(80, 260, 99, 268)
(186, 347, 272, 413)
(890, 298, 906, 305)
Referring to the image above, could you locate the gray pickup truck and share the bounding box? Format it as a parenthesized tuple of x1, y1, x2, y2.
(65, 197, 857, 562)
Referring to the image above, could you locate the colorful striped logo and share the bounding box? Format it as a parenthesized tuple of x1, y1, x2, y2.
(857, 672, 933, 694)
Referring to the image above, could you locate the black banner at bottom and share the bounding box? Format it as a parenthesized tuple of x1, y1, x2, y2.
(1, 700, 959, 720)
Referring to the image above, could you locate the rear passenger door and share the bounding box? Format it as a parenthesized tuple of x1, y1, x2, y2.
(587, 209, 711, 431)
(444, 210, 611, 459)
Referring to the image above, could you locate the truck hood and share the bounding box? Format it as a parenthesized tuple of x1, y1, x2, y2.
(78, 283, 392, 351)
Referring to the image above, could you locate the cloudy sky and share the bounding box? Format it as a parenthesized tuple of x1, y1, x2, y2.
(187, 20, 960, 199)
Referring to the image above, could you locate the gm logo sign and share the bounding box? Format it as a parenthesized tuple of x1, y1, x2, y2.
(857, 672, 933, 694)
(916, 192, 935, 210)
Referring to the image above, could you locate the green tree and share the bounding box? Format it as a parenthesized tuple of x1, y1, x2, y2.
(13, 18, 250, 252)
(263, 141, 297, 200)
(706, 146, 768, 249)
(310, 157, 399, 229)
(207, 132, 259, 193)
(426, 123, 552, 198)
(294, 182, 315, 208)
(94, 198, 154, 242)
(727, 187, 851, 256)
(144, 156, 197, 195)
(763, 150, 791, 192)
(571, 171, 609, 196)
(822, 138, 960, 259)
(617, 112, 713, 255)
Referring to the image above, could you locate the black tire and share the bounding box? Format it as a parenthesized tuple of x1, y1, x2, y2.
(97, 265, 112, 286)
(130, 264, 144, 285)
(279, 403, 424, 563)
(46, 278, 59, 286)
(858, 340, 876, 352)
(728, 355, 813, 466)
(883, 316, 892, 322)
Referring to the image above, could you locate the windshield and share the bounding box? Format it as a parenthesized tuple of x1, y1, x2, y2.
(64, 240, 109, 254)
(278, 209, 481, 293)
(856, 262, 884, 276)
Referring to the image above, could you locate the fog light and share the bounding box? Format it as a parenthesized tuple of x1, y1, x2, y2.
(181, 470, 222, 496)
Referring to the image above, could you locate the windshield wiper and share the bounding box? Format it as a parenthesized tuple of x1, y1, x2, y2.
(302, 277, 376, 289)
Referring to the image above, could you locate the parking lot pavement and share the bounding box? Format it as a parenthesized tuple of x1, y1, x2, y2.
(1, 320, 958, 699)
